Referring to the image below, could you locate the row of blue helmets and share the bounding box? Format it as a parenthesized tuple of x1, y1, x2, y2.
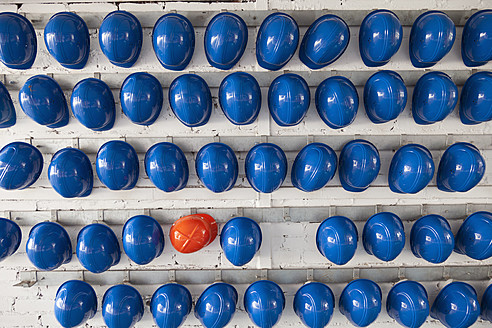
(53, 278, 492, 328)
(1, 10, 492, 70)
(0, 140, 484, 196)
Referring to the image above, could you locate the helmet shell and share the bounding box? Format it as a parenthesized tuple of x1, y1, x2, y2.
(76, 223, 120, 273)
(169, 214, 218, 253)
(150, 283, 192, 328)
(144, 142, 188, 192)
(219, 72, 261, 125)
(462, 10, 492, 67)
(44, 12, 89, 69)
(316, 216, 358, 265)
(54, 280, 97, 328)
(410, 214, 454, 264)
(122, 215, 164, 265)
(293, 282, 335, 328)
(0, 217, 21, 262)
(220, 217, 262, 266)
(245, 143, 287, 193)
(0, 12, 36, 69)
(386, 280, 429, 328)
(454, 211, 492, 260)
(339, 279, 382, 327)
(102, 285, 144, 328)
(195, 283, 238, 328)
(0, 81, 15, 128)
(244, 280, 285, 328)
(96, 140, 139, 191)
(459, 71, 492, 125)
(0, 142, 43, 190)
(195, 142, 238, 193)
(363, 212, 405, 262)
(339, 139, 380, 192)
(482, 284, 492, 323)
(300, 14, 349, 69)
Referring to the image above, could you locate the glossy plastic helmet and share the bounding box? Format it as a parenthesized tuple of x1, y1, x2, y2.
(144, 142, 188, 192)
(48, 148, 93, 198)
(339, 140, 380, 192)
(454, 211, 492, 260)
(245, 143, 287, 193)
(409, 11, 455, 68)
(437, 142, 485, 192)
(102, 285, 144, 328)
(359, 10, 402, 67)
(150, 283, 192, 328)
(462, 10, 492, 67)
(291, 143, 337, 192)
(205, 12, 247, 70)
(19, 75, 69, 128)
(412, 72, 458, 125)
(195, 283, 238, 328)
(122, 215, 164, 265)
(293, 282, 335, 328)
(0, 12, 36, 69)
(169, 214, 218, 253)
(300, 14, 349, 69)
(120, 72, 163, 126)
(152, 13, 194, 71)
(169, 74, 212, 127)
(388, 144, 435, 194)
(364, 70, 407, 124)
(315, 76, 358, 129)
(26, 222, 72, 271)
(0, 81, 15, 128)
(96, 140, 139, 191)
(76, 223, 120, 273)
(244, 280, 285, 328)
(482, 284, 492, 323)
(44, 12, 89, 69)
(0, 142, 43, 190)
(410, 214, 454, 264)
(54, 280, 97, 328)
(71, 78, 115, 131)
(431, 282, 480, 328)
(219, 72, 261, 125)
(195, 142, 238, 193)
(0, 218, 21, 262)
(220, 217, 262, 266)
(256, 13, 299, 71)
(459, 71, 492, 125)
(386, 280, 429, 328)
(316, 216, 358, 265)
(99, 11, 142, 67)
(363, 212, 405, 262)
(339, 279, 382, 327)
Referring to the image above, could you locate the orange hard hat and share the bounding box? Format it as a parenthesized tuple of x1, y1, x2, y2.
(169, 213, 218, 253)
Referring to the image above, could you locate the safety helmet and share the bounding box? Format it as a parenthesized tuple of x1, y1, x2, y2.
(454, 211, 492, 260)
(122, 215, 164, 265)
(293, 282, 335, 328)
(339, 139, 380, 192)
(144, 142, 188, 192)
(150, 283, 192, 328)
(481, 284, 492, 323)
(195, 283, 238, 328)
(462, 10, 492, 67)
(0, 12, 36, 69)
(96, 140, 139, 191)
(0, 142, 43, 190)
(245, 143, 287, 193)
(0, 217, 21, 262)
(410, 214, 454, 264)
(363, 212, 405, 262)
(386, 280, 429, 328)
(244, 280, 285, 328)
(316, 216, 358, 265)
(54, 280, 97, 328)
(195, 142, 238, 193)
(169, 214, 217, 253)
(339, 279, 382, 327)
(459, 71, 492, 125)
(76, 223, 120, 273)
(219, 72, 261, 125)
(0, 81, 15, 128)
(102, 284, 144, 328)
(220, 217, 262, 266)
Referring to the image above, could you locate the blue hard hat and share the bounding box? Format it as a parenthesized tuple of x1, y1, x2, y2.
(76, 223, 120, 273)
(454, 211, 492, 260)
(150, 283, 192, 328)
(152, 13, 194, 71)
(54, 280, 97, 328)
(339, 279, 382, 327)
(99, 11, 142, 68)
(293, 282, 335, 328)
(409, 11, 455, 68)
(299, 14, 349, 69)
(244, 280, 285, 328)
(410, 214, 454, 264)
(219, 72, 261, 125)
(96, 140, 139, 191)
(315, 76, 358, 129)
(291, 143, 337, 192)
(71, 78, 115, 131)
(462, 10, 492, 67)
(437, 142, 485, 192)
(359, 10, 402, 67)
(122, 215, 164, 265)
(431, 282, 480, 328)
(364, 70, 407, 124)
(0, 12, 36, 69)
(102, 284, 144, 328)
(363, 212, 405, 262)
(48, 148, 93, 198)
(195, 283, 238, 328)
(459, 71, 492, 125)
(26, 221, 72, 271)
(245, 143, 287, 193)
(196, 142, 238, 193)
(144, 142, 188, 192)
(0, 217, 21, 262)
(256, 13, 299, 71)
(388, 144, 435, 194)
(44, 12, 89, 69)
(0, 81, 15, 128)
(220, 217, 262, 266)
(19, 75, 69, 128)
(316, 216, 358, 265)
(412, 72, 458, 125)
(268, 73, 310, 127)
(169, 74, 212, 127)
(339, 139, 380, 192)
(0, 142, 43, 190)
(482, 284, 492, 322)
(120, 72, 163, 126)
(205, 12, 247, 70)
(386, 280, 429, 328)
